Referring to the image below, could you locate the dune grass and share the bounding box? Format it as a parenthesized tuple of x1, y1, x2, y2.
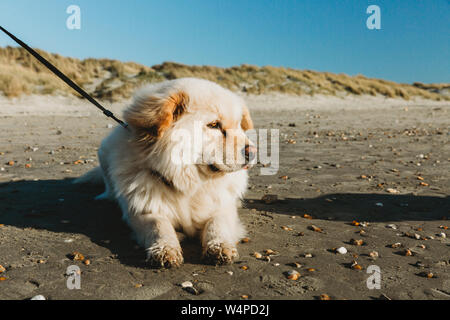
(0, 46, 448, 101)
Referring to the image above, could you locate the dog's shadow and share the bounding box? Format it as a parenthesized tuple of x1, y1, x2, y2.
(244, 193, 449, 222)
(0, 178, 205, 269)
(0, 179, 448, 269)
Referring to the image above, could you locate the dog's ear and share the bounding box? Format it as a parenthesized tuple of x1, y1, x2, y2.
(241, 104, 254, 131)
(124, 90, 189, 139)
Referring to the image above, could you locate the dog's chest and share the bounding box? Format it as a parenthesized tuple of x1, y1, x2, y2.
(174, 182, 232, 235)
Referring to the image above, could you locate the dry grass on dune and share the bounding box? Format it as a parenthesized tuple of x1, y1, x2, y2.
(0, 46, 162, 99)
(155, 62, 448, 101)
(0, 46, 448, 101)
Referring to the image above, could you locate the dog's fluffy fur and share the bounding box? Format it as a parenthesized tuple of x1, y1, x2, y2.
(75, 78, 255, 267)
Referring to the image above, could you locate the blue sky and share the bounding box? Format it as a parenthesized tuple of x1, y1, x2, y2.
(0, 0, 448, 83)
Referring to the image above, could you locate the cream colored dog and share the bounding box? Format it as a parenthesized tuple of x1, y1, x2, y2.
(76, 78, 256, 267)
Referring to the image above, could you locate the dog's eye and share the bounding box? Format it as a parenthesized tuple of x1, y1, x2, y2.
(207, 121, 221, 129)
(207, 121, 226, 137)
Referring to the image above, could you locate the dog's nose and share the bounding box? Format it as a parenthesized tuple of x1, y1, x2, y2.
(243, 144, 257, 162)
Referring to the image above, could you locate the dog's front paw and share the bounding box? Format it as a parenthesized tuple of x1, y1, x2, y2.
(203, 242, 238, 265)
(147, 245, 184, 268)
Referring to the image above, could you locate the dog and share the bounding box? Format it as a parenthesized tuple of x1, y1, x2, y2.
(75, 78, 256, 267)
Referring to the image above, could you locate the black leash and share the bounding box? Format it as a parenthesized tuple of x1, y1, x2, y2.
(0, 25, 128, 130)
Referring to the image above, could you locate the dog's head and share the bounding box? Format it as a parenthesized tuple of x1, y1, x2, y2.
(123, 78, 256, 186)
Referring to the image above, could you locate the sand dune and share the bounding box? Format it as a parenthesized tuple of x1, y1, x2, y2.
(1, 46, 448, 102)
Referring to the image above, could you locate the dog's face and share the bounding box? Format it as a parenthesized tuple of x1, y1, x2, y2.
(123, 78, 256, 177)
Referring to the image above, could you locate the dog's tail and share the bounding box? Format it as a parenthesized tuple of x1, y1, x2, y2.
(73, 167, 104, 185)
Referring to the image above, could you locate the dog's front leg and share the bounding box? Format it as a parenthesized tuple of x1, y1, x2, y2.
(127, 213, 183, 268)
(201, 207, 245, 265)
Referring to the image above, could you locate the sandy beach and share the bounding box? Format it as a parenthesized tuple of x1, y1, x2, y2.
(0, 94, 449, 300)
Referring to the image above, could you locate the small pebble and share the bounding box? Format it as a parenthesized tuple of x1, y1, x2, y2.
(286, 270, 300, 280)
(181, 281, 193, 288)
(241, 237, 250, 243)
(360, 222, 369, 227)
(253, 252, 262, 259)
(350, 239, 364, 246)
(69, 251, 85, 261)
(419, 272, 435, 279)
(309, 225, 323, 233)
(336, 247, 347, 254)
(386, 188, 399, 194)
(386, 224, 398, 230)
(30, 295, 46, 300)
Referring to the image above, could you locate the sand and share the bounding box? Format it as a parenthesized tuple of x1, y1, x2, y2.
(0, 93, 449, 300)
